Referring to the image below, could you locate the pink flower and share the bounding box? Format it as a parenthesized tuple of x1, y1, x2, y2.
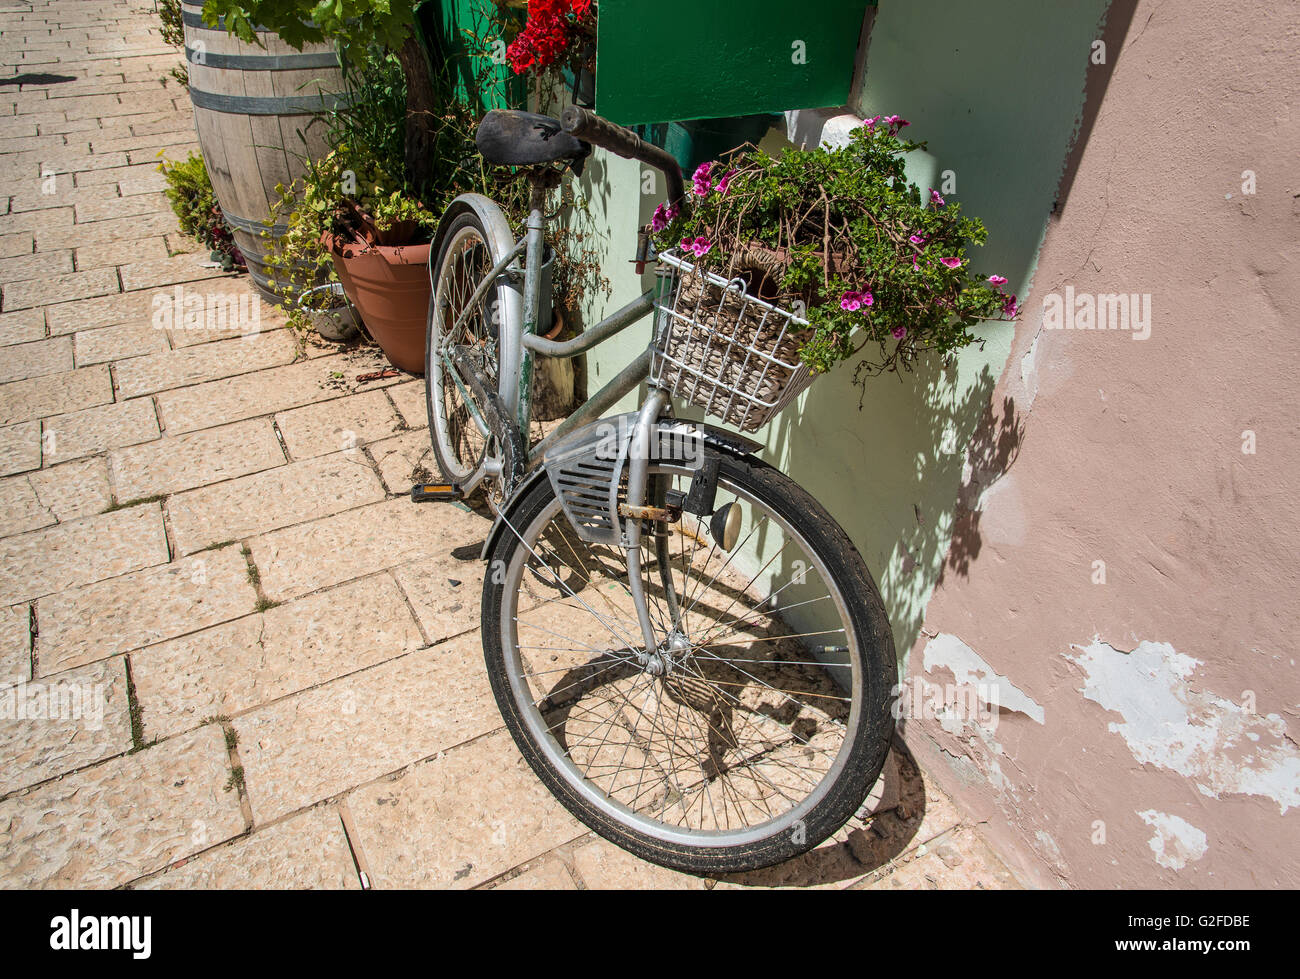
(909, 233, 927, 245)
(839, 289, 873, 312)
(681, 236, 712, 259)
(884, 114, 909, 131)
(651, 202, 677, 233)
(939, 257, 962, 269)
(988, 275, 1007, 286)
(912, 257, 921, 271)
(862, 115, 882, 131)
(930, 189, 946, 206)
(716, 169, 738, 196)
(892, 326, 907, 340)
(691, 162, 713, 197)
(1003, 294, 1018, 317)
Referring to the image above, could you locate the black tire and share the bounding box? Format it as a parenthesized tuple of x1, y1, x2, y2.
(481, 446, 896, 874)
(425, 211, 513, 504)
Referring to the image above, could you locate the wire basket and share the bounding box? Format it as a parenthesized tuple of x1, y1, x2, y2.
(651, 249, 814, 433)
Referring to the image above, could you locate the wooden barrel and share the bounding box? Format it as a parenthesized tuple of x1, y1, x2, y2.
(180, 0, 347, 300)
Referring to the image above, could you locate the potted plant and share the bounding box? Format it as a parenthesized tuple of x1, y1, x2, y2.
(297, 282, 362, 342)
(324, 192, 438, 373)
(651, 114, 1017, 414)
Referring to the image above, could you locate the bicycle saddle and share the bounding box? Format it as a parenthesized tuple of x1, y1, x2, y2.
(476, 109, 590, 172)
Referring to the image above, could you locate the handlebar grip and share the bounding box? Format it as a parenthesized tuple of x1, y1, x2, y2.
(561, 106, 685, 205)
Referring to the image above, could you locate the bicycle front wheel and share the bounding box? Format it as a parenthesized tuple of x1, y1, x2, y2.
(481, 448, 896, 874)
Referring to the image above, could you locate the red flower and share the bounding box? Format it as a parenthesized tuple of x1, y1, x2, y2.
(507, 0, 593, 75)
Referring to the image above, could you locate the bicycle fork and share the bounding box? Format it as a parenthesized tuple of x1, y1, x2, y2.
(621, 388, 687, 667)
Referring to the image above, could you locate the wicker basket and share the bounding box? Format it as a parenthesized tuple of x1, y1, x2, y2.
(651, 250, 813, 432)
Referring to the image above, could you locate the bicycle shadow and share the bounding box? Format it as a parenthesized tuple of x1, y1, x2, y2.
(713, 737, 926, 889)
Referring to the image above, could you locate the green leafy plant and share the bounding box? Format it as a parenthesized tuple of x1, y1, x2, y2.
(652, 117, 1016, 382)
(158, 0, 184, 47)
(158, 152, 242, 269)
(158, 0, 188, 87)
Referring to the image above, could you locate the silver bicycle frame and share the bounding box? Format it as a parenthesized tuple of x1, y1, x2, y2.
(441, 191, 680, 653)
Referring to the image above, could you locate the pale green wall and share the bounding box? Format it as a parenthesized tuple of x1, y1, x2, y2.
(567, 0, 1110, 658)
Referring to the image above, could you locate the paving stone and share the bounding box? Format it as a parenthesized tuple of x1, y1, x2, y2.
(119, 253, 231, 292)
(0, 232, 35, 258)
(169, 450, 386, 555)
(41, 397, 158, 462)
(9, 183, 121, 214)
(0, 604, 31, 682)
(0, 308, 45, 346)
(74, 234, 168, 271)
(0, 249, 73, 284)
(391, 541, 487, 645)
(347, 729, 585, 889)
(491, 853, 578, 890)
(36, 546, 257, 676)
(42, 284, 155, 334)
(386, 381, 428, 429)
(0, 267, 118, 310)
(369, 428, 437, 495)
(73, 320, 169, 365)
(0, 420, 40, 476)
(133, 574, 423, 741)
(0, 335, 73, 384)
(274, 389, 402, 461)
(137, 805, 360, 890)
(0, 502, 168, 606)
(0, 725, 245, 888)
(155, 350, 404, 435)
(0, 364, 111, 425)
(165, 285, 284, 348)
(248, 497, 487, 604)
(570, 836, 712, 890)
(0, 456, 111, 538)
(0, 656, 132, 796)
(72, 161, 161, 187)
(849, 827, 1020, 890)
(73, 189, 167, 224)
(114, 329, 297, 399)
(234, 638, 498, 824)
(37, 210, 173, 254)
(116, 170, 167, 196)
(109, 417, 284, 500)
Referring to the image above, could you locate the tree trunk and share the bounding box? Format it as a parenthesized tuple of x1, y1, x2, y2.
(395, 31, 439, 193)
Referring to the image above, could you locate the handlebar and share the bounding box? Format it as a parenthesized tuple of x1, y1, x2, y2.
(561, 106, 686, 207)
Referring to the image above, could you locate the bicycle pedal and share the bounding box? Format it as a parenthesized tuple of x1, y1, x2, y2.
(411, 483, 464, 503)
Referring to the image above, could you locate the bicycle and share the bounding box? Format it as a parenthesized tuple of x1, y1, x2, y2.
(417, 106, 896, 874)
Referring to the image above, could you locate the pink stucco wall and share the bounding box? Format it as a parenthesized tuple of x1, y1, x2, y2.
(905, 0, 1300, 887)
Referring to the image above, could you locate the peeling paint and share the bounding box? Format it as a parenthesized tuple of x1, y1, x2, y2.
(1138, 810, 1208, 870)
(1067, 639, 1300, 813)
(923, 633, 1046, 724)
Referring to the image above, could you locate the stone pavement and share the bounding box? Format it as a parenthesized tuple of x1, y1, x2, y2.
(0, 0, 1021, 890)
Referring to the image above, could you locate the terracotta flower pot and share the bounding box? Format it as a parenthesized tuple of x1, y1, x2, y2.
(324, 229, 431, 374)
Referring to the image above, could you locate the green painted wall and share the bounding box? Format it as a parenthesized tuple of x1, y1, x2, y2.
(569, 0, 1111, 659)
(595, 0, 872, 125)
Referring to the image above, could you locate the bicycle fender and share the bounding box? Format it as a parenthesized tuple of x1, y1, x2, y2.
(478, 413, 763, 560)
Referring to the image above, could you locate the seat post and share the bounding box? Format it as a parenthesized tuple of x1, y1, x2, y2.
(512, 169, 560, 434)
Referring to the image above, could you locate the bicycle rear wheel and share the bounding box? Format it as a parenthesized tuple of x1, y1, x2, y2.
(425, 211, 511, 504)
(481, 447, 896, 873)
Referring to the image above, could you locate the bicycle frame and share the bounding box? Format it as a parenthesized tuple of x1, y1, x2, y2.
(441, 188, 662, 477)
(437, 185, 688, 653)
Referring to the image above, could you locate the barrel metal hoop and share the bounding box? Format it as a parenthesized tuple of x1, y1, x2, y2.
(188, 87, 350, 115)
(219, 210, 289, 237)
(184, 47, 339, 71)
